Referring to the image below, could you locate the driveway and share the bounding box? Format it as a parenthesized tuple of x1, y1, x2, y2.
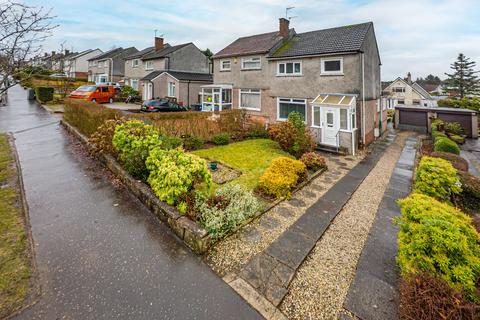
(460, 138, 480, 176)
(0, 86, 260, 319)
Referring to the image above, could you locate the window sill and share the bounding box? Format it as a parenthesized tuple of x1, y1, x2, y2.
(320, 72, 344, 76)
(276, 74, 303, 77)
(219, 70, 231, 72)
(240, 107, 261, 111)
(241, 68, 262, 71)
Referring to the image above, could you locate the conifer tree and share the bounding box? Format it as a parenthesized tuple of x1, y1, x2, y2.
(445, 53, 479, 98)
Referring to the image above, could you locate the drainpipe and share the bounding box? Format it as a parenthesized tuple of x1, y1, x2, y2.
(108, 58, 113, 83)
(187, 80, 191, 106)
(361, 52, 366, 146)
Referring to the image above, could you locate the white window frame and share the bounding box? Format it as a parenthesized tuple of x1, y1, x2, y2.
(145, 60, 153, 71)
(277, 61, 302, 76)
(277, 97, 307, 122)
(220, 59, 231, 71)
(241, 57, 261, 70)
(167, 81, 176, 97)
(132, 59, 139, 68)
(239, 89, 261, 111)
(321, 57, 343, 75)
(131, 79, 139, 90)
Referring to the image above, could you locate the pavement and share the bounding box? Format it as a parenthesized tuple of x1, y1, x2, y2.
(0, 85, 261, 320)
(460, 138, 480, 176)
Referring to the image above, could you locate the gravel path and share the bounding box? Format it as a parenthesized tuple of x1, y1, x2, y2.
(205, 154, 361, 277)
(279, 132, 409, 320)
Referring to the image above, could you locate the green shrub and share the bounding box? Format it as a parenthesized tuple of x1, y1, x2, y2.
(35, 86, 54, 103)
(211, 133, 230, 145)
(268, 114, 316, 158)
(112, 120, 162, 181)
(258, 156, 307, 199)
(431, 118, 444, 131)
(437, 97, 480, 112)
(450, 135, 465, 145)
(88, 118, 127, 157)
(434, 137, 460, 155)
(183, 136, 204, 151)
(197, 184, 261, 239)
(431, 130, 447, 141)
(445, 122, 464, 135)
(414, 156, 461, 201)
(300, 152, 328, 171)
(120, 85, 139, 98)
(160, 136, 183, 150)
(430, 151, 469, 172)
(396, 193, 480, 300)
(146, 148, 211, 206)
(455, 171, 480, 215)
(247, 122, 269, 139)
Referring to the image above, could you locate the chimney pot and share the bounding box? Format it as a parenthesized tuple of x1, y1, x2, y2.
(65, 49, 69, 55)
(407, 72, 412, 84)
(51, 51, 55, 56)
(279, 18, 290, 38)
(155, 37, 164, 50)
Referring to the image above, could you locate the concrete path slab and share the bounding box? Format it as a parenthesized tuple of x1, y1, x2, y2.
(0, 86, 261, 320)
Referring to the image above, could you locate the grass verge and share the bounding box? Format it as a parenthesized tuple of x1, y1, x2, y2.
(0, 133, 32, 318)
(192, 139, 292, 190)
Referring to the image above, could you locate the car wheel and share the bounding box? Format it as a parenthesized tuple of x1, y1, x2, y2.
(109, 98, 113, 103)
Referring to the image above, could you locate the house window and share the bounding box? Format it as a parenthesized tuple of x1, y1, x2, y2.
(277, 61, 302, 76)
(393, 87, 405, 93)
(168, 82, 176, 97)
(239, 89, 261, 111)
(132, 59, 139, 68)
(398, 99, 405, 104)
(313, 106, 321, 127)
(277, 98, 307, 121)
(220, 60, 231, 71)
(351, 112, 356, 129)
(340, 109, 348, 130)
(413, 100, 420, 105)
(145, 61, 153, 70)
(241, 57, 261, 70)
(131, 79, 139, 90)
(321, 58, 343, 75)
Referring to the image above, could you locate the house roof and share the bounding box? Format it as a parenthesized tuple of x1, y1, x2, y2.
(213, 30, 289, 58)
(141, 43, 190, 61)
(142, 70, 213, 82)
(270, 22, 373, 58)
(419, 83, 440, 93)
(382, 81, 392, 90)
(88, 47, 137, 61)
(384, 77, 433, 100)
(125, 46, 157, 59)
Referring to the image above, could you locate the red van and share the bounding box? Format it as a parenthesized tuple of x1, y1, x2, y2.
(70, 85, 116, 103)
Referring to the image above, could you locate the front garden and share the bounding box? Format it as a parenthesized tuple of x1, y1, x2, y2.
(396, 119, 480, 319)
(62, 99, 327, 251)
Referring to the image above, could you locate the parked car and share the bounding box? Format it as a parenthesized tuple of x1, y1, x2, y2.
(189, 103, 202, 111)
(69, 85, 116, 103)
(141, 99, 188, 112)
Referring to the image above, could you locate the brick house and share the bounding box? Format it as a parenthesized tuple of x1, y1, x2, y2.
(203, 18, 385, 154)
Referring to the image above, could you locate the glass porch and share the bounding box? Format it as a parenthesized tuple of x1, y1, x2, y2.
(201, 84, 233, 111)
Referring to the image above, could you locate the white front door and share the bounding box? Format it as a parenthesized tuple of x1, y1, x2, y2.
(322, 108, 339, 146)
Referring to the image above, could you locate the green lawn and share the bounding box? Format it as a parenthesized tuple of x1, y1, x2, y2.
(0, 134, 31, 318)
(192, 139, 292, 190)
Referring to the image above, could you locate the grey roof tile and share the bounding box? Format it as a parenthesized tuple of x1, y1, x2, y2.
(213, 31, 287, 58)
(141, 43, 190, 60)
(142, 70, 213, 82)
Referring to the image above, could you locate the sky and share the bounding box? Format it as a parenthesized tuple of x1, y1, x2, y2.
(23, 0, 480, 80)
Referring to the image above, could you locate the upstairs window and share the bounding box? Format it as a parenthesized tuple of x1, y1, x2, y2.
(277, 61, 302, 76)
(220, 60, 231, 71)
(145, 61, 153, 70)
(241, 57, 261, 70)
(321, 58, 343, 75)
(393, 87, 406, 93)
(132, 59, 139, 68)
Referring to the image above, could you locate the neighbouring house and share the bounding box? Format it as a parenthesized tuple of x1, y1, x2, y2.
(419, 83, 444, 96)
(382, 73, 436, 109)
(123, 36, 212, 104)
(63, 49, 103, 79)
(203, 18, 384, 154)
(88, 47, 138, 84)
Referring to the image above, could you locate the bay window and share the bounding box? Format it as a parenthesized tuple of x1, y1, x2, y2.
(239, 89, 261, 111)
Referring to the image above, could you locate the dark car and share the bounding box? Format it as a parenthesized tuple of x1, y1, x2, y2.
(140, 99, 187, 112)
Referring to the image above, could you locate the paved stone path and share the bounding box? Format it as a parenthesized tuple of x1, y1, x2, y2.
(0, 86, 261, 319)
(461, 138, 480, 176)
(343, 135, 416, 320)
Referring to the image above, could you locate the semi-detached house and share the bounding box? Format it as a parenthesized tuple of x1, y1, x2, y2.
(87, 47, 138, 84)
(203, 18, 385, 154)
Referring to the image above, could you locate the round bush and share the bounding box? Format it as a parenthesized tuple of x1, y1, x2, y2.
(455, 171, 480, 215)
(430, 151, 468, 172)
(211, 133, 230, 145)
(183, 136, 204, 150)
(88, 118, 126, 157)
(434, 137, 460, 155)
(450, 135, 465, 145)
(300, 152, 327, 171)
(445, 122, 464, 135)
(414, 156, 461, 201)
(258, 157, 306, 199)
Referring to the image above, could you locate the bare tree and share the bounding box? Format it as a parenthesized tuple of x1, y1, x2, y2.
(0, 0, 57, 94)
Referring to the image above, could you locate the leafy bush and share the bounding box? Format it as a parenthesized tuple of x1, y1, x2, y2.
(434, 137, 460, 155)
(268, 113, 316, 158)
(120, 85, 139, 98)
(146, 148, 211, 206)
(64, 98, 121, 136)
(211, 133, 230, 145)
(431, 118, 444, 131)
(396, 193, 480, 300)
(430, 151, 468, 172)
(450, 135, 465, 145)
(399, 273, 480, 320)
(300, 152, 328, 171)
(247, 121, 269, 139)
(431, 130, 447, 141)
(88, 118, 127, 157)
(445, 122, 464, 135)
(183, 136, 204, 151)
(437, 97, 480, 112)
(160, 135, 183, 150)
(197, 184, 261, 239)
(414, 156, 461, 201)
(258, 157, 307, 199)
(112, 120, 162, 181)
(455, 171, 480, 215)
(35, 86, 54, 103)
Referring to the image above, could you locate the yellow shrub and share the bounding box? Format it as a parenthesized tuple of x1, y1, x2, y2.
(258, 157, 306, 199)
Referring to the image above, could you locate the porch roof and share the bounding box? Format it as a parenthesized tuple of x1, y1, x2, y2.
(312, 93, 357, 106)
(200, 84, 233, 89)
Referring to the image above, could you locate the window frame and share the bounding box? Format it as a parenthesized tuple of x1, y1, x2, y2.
(239, 89, 261, 111)
(241, 56, 261, 70)
(131, 79, 139, 90)
(276, 97, 307, 123)
(145, 60, 153, 71)
(277, 60, 302, 76)
(167, 81, 176, 97)
(320, 57, 343, 75)
(220, 59, 231, 71)
(132, 59, 139, 68)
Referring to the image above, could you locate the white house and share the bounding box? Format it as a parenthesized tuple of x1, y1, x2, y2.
(63, 49, 103, 78)
(382, 73, 436, 109)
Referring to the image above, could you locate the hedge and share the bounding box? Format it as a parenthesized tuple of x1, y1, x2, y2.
(455, 171, 480, 215)
(35, 86, 54, 103)
(429, 151, 468, 172)
(414, 156, 461, 201)
(434, 137, 461, 155)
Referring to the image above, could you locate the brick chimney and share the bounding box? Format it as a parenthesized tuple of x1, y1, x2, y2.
(65, 49, 70, 55)
(407, 72, 412, 84)
(155, 37, 164, 50)
(279, 18, 290, 38)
